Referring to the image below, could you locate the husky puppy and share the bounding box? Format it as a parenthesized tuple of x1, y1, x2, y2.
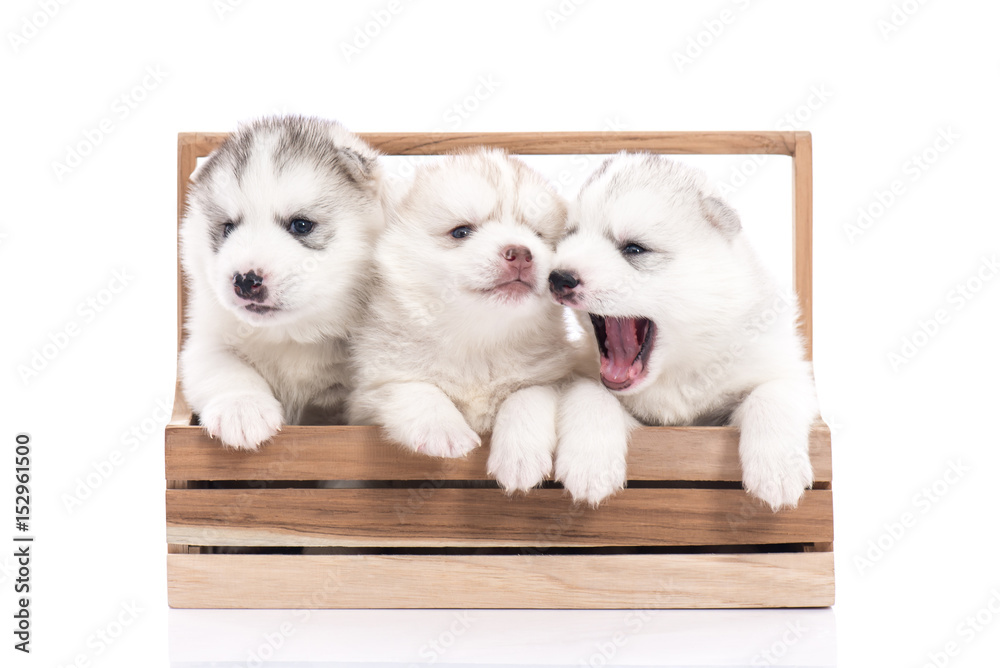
(549, 153, 818, 510)
(180, 116, 384, 449)
(349, 149, 577, 492)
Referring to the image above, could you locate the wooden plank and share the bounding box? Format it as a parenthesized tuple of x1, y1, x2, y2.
(792, 131, 813, 360)
(176, 131, 798, 161)
(165, 422, 832, 483)
(167, 552, 834, 608)
(166, 487, 832, 548)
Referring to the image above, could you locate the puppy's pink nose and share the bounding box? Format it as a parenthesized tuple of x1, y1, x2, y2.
(503, 245, 532, 268)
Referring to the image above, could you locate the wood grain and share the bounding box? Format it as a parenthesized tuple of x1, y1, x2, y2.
(166, 422, 832, 483)
(177, 131, 798, 159)
(793, 131, 814, 360)
(166, 487, 832, 548)
(167, 552, 834, 608)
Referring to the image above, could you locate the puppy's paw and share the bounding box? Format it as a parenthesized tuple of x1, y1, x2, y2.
(488, 431, 554, 493)
(200, 392, 284, 450)
(408, 415, 481, 458)
(740, 438, 813, 511)
(555, 445, 626, 506)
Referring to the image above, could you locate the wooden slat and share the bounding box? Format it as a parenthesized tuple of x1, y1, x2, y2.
(167, 552, 834, 608)
(792, 131, 813, 360)
(176, 131, 798, 161)
(166, 487, 832, 548)
(165, 422, 831, 483)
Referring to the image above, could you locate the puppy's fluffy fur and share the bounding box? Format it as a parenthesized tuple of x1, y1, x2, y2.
(349, 149, 579, 491)
(550, 153, 818, 509)
(180, 116, 384, 449)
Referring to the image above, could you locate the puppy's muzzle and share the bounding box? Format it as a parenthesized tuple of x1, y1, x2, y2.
(233, 271, 267, 302)
(548, 270, 580, 296)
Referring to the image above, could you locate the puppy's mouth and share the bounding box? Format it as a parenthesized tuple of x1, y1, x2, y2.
(590, 315, 656, 391)
(485, 279, 535, 300)
(243, 304, 279, 314)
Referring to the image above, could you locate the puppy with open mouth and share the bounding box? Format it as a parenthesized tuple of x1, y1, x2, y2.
(180, 116, 385, 449)
(549, 153, 818, 510)
(349, 149, 580, 492)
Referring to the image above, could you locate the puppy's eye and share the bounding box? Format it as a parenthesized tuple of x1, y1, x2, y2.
(223, 222, 236, 237)
(288, 219, 315, 235)
(450, 225, 473, 239)
(622, 242, 648, 256)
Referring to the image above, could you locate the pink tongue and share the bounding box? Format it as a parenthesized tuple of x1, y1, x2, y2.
(600, 317, 642, 384)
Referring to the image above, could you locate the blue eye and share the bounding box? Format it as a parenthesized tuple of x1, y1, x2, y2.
(450, 225, 473, 239)
(622, 243, 647, 256)
(288, 219, 314, 235)
(223, 222, 236, 237)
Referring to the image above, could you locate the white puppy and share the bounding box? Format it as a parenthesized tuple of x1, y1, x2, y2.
(180, 116, 384, 449)
(549, 153, 818, 510)
(349, 149, 578, 492)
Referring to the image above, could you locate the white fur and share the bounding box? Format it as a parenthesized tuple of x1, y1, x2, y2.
(349, 150, 581, 492)
(180, 116, 385, 449)
(551, 153, 818, 510)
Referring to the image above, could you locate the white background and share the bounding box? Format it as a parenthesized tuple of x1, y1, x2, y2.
(2, 1, 999, 666)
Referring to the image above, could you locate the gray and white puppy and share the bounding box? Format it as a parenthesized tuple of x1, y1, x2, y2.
(180, 116, 385, 449)
(550, 153, 818, 509)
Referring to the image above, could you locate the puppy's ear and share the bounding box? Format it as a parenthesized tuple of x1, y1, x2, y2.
(700, 196, 741, 238)
(336, 147, 379, 186)
(189, 148, 220, 185)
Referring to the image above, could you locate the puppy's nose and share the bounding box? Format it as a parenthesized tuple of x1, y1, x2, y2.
(233, 271, 264, 300)
(548, 270, 580, 294)
(503, 245, 532, 268)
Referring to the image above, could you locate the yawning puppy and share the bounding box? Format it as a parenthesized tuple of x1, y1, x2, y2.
(180, 116, 384, 449)
(349, 149, 577, 492)
(550, 153, 818, 510)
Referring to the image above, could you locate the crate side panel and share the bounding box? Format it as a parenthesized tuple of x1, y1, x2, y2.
(167, 552, 833, 608)
(165, 423, 831, 482)
(166, 488, 832, 547)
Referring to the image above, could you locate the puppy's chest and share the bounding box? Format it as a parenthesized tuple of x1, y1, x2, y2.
(441, 352, 568, 433)
(240, 337, 351, 397)
(622, 372, 745, 426)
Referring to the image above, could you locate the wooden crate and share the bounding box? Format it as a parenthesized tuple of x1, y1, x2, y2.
(166, 130, 833, 609)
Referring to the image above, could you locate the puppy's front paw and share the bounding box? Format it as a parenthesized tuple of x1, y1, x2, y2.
(555, 445, 626, 506)
(408, 416, 481, 458)
(488, 430, 554, 493)
(200, 393, 284, 450)
(741, 439, 813, 511)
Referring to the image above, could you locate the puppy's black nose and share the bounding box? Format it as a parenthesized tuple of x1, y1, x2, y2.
(548, 270, 580, 294)
(233, 271, 264, 300)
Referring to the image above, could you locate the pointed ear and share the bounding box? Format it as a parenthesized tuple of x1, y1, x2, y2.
(700, 195, 742, 238)
(336, 147, 378, 185)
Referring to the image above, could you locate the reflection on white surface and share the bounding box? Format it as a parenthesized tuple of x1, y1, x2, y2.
(169, 607, 835, 666)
